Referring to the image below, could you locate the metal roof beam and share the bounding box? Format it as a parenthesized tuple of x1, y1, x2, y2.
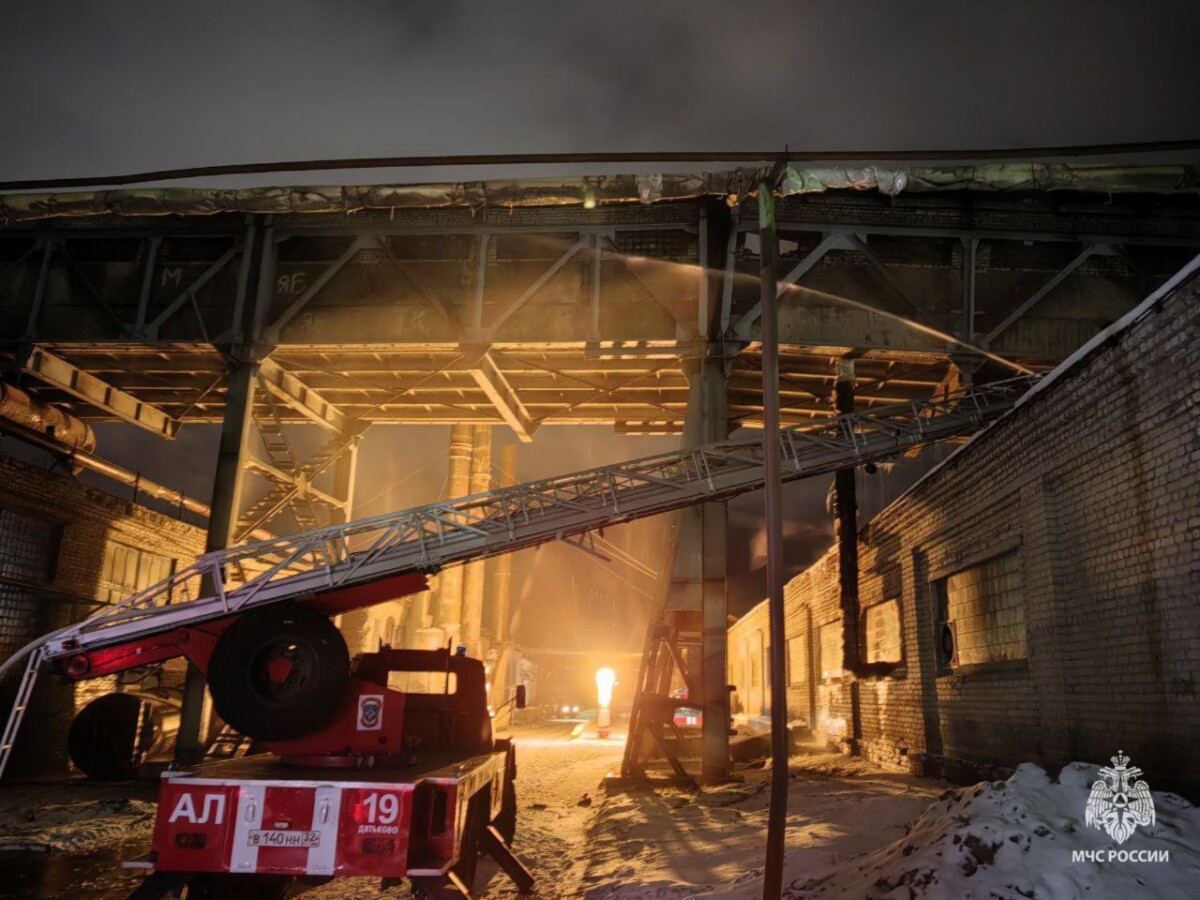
(257, 359, 347, 434)
(17, 345, 179, 438)
(454, 351, 537, 442)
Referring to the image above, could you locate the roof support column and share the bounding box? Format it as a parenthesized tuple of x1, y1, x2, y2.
(672, 350, 730, 785)
(176, 356, 259, 764)
(176, 218, 272, 765)
(331, 432, 374, 654)
(759, 182, 789, 899)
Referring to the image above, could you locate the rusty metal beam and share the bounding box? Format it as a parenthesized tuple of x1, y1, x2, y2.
(263, 236, 371, 344)
(453, 351, 536, 442)
(18, 345, 179, 438)
(257, 358, 347, 433)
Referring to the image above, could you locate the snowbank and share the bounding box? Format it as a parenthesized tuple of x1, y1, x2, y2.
(781, 762, 1200, 900)
(582, 760, 1199, 900)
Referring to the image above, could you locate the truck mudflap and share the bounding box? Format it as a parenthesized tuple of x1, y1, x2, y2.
(154, 775, 439, 878)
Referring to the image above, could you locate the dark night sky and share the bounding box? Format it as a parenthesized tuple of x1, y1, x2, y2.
(4, 1, 1197, 645)
(3, 1, 1199, 182)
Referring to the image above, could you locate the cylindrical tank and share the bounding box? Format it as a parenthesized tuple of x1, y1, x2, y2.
(0, 382, 96, 453)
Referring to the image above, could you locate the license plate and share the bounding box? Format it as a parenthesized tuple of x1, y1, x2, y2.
(247, 829, 320, 848)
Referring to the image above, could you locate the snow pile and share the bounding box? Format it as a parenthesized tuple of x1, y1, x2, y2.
(0, 796, 155, 853)
(783, 762, 1200, 900)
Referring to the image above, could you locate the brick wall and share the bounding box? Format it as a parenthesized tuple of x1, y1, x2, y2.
(729, 271, 1200, 796)
(0, 455, 205, 779)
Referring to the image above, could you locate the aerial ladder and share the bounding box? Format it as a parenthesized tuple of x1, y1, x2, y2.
(0, 374, 1036, 781)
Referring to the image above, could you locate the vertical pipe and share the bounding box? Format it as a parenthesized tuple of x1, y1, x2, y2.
(490, 443, 518, 706)
(960, 237, 977, 344)
(460, 424, 492, 653)
(433, 423, 473, 645)
(834, 364, 861, 687)
(758, 184, 788, 899)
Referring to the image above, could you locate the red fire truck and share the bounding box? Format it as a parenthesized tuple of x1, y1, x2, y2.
(56, 602, 533, 899)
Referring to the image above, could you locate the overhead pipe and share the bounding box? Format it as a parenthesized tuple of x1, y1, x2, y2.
(0, 416, 273, 542)
(0, 382, 95, 454)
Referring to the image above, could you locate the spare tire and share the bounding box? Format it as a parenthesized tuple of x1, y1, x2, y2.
(207, 605, 349, 742)
(68, 692, 143, 780)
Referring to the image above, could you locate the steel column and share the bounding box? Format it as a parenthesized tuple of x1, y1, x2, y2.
(672, 352, 730, 784)
(176, 217, 272, 765)
(176, 356, 258, 764)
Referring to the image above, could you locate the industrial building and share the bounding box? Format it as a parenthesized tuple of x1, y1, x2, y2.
(729, 265, 1199, 795)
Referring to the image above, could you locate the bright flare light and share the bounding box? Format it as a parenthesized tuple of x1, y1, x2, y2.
(596, 667, 616, 709)
(596, 667, 616, 738)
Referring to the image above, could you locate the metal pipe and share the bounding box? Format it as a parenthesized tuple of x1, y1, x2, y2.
(758, 181, 788, 899)
(5, 138, 1200, 191)
(434, 424, 473, 643)
(0, 382, 95, 453)
(0, 417, 195, 516)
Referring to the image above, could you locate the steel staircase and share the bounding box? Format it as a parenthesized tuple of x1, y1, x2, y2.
(0, 375, 1036, 779)
(235, 426, 361, 543)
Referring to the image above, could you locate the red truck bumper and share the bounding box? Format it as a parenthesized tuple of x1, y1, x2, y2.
(150, 752, 504, 880)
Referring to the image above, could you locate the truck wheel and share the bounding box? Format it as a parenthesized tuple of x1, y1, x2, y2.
(206, 604, 349, 742)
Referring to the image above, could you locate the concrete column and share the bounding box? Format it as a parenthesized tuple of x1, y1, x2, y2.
(176, 357, 258, 764)
(489, 443, 518, 705)
(432, 423, 473, 646)
(460, 425, 492, 654)
(671, 353, 730, 784)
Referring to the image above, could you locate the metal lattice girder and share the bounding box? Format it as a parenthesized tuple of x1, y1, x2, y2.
(18, 345, 179, 438)
(30, 375, 1036, 662)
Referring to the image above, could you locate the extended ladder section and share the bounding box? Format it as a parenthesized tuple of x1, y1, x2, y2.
(0, 375, 1034, 693)
(38, 376, 1038, 664)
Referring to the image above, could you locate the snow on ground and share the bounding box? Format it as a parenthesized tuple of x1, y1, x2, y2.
(2, 729, 1196, 899)
(778, 762, 1200, 900)
(0, 783, 156, 855)
(577, 752, 941, 900)
(579, 756, 1200, 900)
